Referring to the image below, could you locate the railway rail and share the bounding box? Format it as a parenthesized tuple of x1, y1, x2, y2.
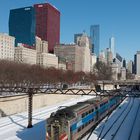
(97, 97, 133, 140)
(86, 97, 138, 140)
(128, 101, 140, 140)
(110, 98, 135, 140)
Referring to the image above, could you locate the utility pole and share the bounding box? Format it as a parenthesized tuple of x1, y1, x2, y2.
(27, 88, 34, 128)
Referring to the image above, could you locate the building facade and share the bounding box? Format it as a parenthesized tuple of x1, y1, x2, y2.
(14, 43, 36, 64)
(74, 33, 83, 44)
(90, 25, 100, 56)
(36, 36, 48, 53)
(111, 63, 119, 80)
(0, 33, 15, 61)
(55, 33, 91, 72)
(58, 63, 66, 70)
(9, 7, 36, 46)
(120, 67, 126, 80)
(55, 44, 90, 72)
(34, 3, 60, 53)
(90, 54, 97, 72)
(98, 50, 106, 63)
(36, 36, 58, 68)
(115, 53, 123, 73)
(37, 53, 58, 68)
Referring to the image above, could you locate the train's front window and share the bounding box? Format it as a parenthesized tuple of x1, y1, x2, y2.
(52, 125, 59, 140)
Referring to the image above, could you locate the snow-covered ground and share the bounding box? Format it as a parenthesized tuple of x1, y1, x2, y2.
(0, 95, 94, 140)
(84, 96, 140, 140)
(1, 93, 140, 140)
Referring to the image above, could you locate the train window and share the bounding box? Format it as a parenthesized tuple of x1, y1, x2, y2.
(78, 127, 81, 132)
(82, 113, 86, 118)
(78, 126, 82, 132)
(89, 110, 91, 114)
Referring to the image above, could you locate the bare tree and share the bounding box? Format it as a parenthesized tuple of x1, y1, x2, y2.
(93, 61, 113, 80)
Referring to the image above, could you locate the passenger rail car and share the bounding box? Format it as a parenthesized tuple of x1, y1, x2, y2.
(46, 95, 123, 140)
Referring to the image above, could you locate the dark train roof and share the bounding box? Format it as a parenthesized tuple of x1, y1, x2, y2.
(50, 97, 103, 120)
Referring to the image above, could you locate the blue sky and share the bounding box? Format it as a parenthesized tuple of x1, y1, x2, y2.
(0, 0, 140, 61)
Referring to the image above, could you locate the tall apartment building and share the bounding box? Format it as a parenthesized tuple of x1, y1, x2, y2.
(90, 25, 100, 56)
(0, 33, 15, 60)
(135, 51, 140, 77)
(9, 7, 36, 46)
(105, 48, 113, 64)
(127, 60, 133, 73)
(14, 43, 36, 64)
(109, 37, 115, 58)
(34, 3, 60, 53)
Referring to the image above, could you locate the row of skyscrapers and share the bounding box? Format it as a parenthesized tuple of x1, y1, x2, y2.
(0, 3, 100, 72)
(0, 2, 140, 80)
(8, 3, 100, 56)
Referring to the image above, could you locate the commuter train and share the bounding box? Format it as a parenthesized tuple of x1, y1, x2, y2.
(46, 95, 124, 140)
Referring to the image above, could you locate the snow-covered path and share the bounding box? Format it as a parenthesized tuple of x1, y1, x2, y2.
(86, 97, 140, 140)
(0, 95, 94, 140)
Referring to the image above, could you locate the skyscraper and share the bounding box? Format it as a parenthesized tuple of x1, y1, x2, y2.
(134, 54, 137, 74)
(34, 3, 60, 53)
(122, 59, 126, 68)
(109, 37, 115, 58)
(127, 60, 133, 73)
(90, 25, 100, 56)
(9, 7, 36, 46)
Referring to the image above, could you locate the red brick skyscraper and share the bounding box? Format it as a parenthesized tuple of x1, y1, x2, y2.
(34, 3, 60, 53)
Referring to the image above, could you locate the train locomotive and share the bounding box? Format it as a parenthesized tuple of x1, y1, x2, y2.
(46, 95, 123, 140)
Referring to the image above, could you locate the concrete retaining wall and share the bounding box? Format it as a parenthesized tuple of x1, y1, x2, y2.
(0, 94, 82, 117)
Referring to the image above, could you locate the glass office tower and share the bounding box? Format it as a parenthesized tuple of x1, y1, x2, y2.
(9, 7, 36, 46)
(34, 3, 60, 53)
(90, 25, 100, 56)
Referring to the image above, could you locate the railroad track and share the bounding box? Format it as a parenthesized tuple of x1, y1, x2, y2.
(97, 97, 134, 140)
(128, 99, 140, 140)
(110, 97, 135, 140)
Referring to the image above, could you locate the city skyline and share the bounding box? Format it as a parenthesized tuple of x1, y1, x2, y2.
(0, 0, 140, 60)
